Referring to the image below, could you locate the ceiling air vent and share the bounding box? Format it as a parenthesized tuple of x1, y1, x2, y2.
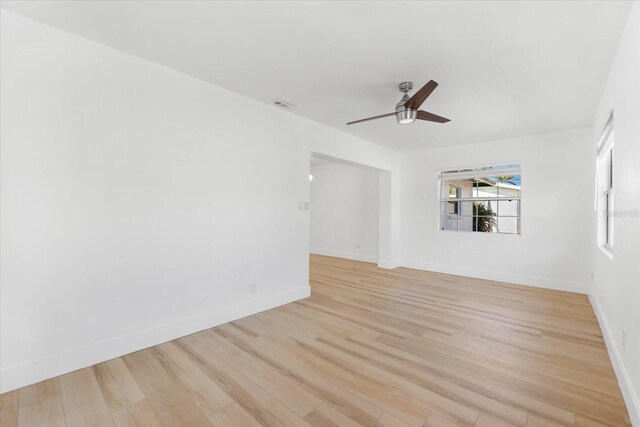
(273, 99, 296, 110)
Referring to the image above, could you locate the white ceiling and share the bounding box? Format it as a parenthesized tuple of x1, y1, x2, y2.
(1, 1, 632, 151)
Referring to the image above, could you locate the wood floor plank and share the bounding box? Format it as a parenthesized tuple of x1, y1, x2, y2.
(476, 413, 518, 427)
(359, 332, 606, 425)
(174, 335, 281, 426)
(208, 402, 263, 427)
(289, 333, 474, 426)
(318, 332, 528, 425)
(122, 349, 212, 426)
(0, 389, 18, 427)
(303, 403, 362, 427)
(64, 398, 114, 427)
(94, 358, 145, 412)
(377, 412, 414, 427)
(152, 341, 233, 417)
(2, 255, 631, 426)
(243, 332, 432, 426)
(424, 412, 461, 427)
(110, 398, 162, 427)
(216, 326, 386, 425)
(58, 367, 105, 412)
(526, 414, 564, 426)
(268, 402, 314, 427)
(18, 379, 59, 408)
(17, 379, 66, 427)
(195, 329, 322, 417)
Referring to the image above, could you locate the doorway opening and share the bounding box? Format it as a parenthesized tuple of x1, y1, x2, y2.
(309, 155, 380, 265)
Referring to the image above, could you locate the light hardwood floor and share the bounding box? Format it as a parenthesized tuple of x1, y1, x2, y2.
(0, 255, 631, 426)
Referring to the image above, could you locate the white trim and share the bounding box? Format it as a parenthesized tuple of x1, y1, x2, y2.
(401, 259, 586, 294)
(439, 168, 521, 181)
(439, 197, 521, 203)
(377, 260, 401, 270)
(590, 295, 640, 427)
(0, 285, 310, 393)
(436, 160, 522, 174)
(599, 244, 614, 260)
(598, 131, 614, 159)
(309, 248, 378, 264)
(597, 111, 614, 156)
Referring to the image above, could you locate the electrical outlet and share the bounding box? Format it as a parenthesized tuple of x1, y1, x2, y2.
(249, 283, 257, 295)
(591, 272, 594, 282)
(622, 329, 627, 350)
(356, 243, 360, 250)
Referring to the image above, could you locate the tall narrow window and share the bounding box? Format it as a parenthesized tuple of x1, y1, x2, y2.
(597, 113, 614, 253)
(439, 164, 521, 234)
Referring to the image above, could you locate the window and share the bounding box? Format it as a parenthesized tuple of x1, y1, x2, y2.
(439, 164, 521, 234)
(596, 113, 614, 253)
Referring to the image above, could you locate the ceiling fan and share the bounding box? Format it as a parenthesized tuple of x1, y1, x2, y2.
(347, 80, 450, 126)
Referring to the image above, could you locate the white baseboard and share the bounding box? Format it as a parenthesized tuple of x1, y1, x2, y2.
(377, 260, 401, 270)
(310, 247, 378, 264)
(590, 295, 640, 427)
(401, 259, 586, 294)
(0, 285, 310, 394)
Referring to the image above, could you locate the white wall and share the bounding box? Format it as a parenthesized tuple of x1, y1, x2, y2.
(400, 128, 593, 293)
(589, 3, 640, 424)
(310, 162, 379, 262)
(0, 11, 399, 392)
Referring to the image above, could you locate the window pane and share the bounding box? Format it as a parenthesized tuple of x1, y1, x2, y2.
(497, 216, 519, 234)
(472, 200, 496, 216)
(610, 148, 613, 190)
(448, 201, 458, 215)
(441, 213, 458, 231)
(458, 216, 474, 231)
(458, 201, 475, 217)
(497, 199, 519, 217)
(473, 216, 496, 232)
(441, 179, 459, 200)
(604, 149, 613, 190)
(607, 192, 614, 245)
(473, 180, 497, 198)
(496, 175, 521, 198)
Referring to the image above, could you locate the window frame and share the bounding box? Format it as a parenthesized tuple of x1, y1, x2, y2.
(605, 148, 614, 248)
(438, 163, 522, 235)
(596, 115, 614, 256)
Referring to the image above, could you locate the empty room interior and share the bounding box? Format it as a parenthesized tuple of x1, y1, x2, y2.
(1, 1, 640, 426)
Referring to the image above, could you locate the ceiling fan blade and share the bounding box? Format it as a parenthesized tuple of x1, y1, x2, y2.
(416, 110, 450, 123)
(405, 80, 438, 110)
(346, 112, 396, 125)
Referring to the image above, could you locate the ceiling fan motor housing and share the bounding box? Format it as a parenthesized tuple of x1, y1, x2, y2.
(396, 85, 416, 124)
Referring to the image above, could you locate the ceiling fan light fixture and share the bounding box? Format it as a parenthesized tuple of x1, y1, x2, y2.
(396, 108, 416, 124)
(395, 89, 415, 124)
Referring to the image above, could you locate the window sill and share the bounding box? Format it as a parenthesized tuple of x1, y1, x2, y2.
(599, 244, 613, 260)
(439, 229, 521, 236)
